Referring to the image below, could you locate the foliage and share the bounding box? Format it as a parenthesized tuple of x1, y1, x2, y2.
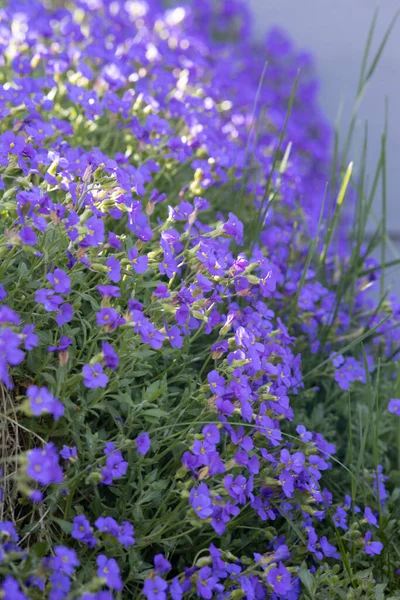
(0, 1, 399, 599)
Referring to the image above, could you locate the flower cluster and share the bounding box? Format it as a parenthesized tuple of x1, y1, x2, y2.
(0, 0, 398, 598)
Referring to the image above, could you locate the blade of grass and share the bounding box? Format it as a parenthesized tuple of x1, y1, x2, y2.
(288, 183, 328, 328)
(319, 161, 353, 266)
(250, 72, 299, 250)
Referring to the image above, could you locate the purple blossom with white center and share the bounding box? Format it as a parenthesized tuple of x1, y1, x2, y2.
(95, 516, 119, 536)
(82, 363, 108, 389)
(35, 289, 63, 312)
(279, 469, 294, 497)
(51, 546, 80, 575)
(190, 484, 213, 518)
(128, 247, 148, 273)
(388, 398, 400, 415)
(96, 555, 123, 591)
(117, 521, 135, 547)
(207, 370, 226, 396)
(203, 424, 220, 448)
(143, 576, 168, 600)
(266, 563, 291, 596)
(196, 566, 219, 599)
(27, 385, 64, 420)
(1, 131, 25, 155)
(364, 531, 383, 556)
(47, 269, 71, 294)
(49, 572, 71, 600)
(280, 448, 305, 474)
(71, 515, 97, 548)
(101, 450, 128, 484)
(96, 307, 120, 329)
(0, 576, 29, 600)
(166, 325, 183, 349)
(56, 303, 73, 326)
(26, 443, 63, 485)
(106, 256, 121, 283)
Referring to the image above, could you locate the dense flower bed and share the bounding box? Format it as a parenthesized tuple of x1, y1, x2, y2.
(0, 1, 399, 599)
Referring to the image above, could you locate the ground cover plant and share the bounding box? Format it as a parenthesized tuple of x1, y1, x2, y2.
(1, 0, 400, 598)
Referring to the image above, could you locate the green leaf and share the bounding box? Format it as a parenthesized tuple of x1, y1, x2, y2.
(142, 408, 170, 418)
(299, 563, 315, 596)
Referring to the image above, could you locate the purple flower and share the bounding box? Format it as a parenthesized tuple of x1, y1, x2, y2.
(0, 285, 6, 301)
(279, 469, 294, 497)
(97, 285, 121, 298)
(56, 303, 73, 326)
(223, 212, 243, 243)
(95, 516, 119, 536)
(82, 363, 109, 389)
(29, 490, 44, 503)
(26, 443, 63, 485)
(106, 256, 121, 283)
(97, 555, 123, 591)
(117, 521, 135, 547)
(128, 247, 148, 273)
(153, 285, 170, 299)
(320, 536, 339, 558)
(280, 448, 305, 474)
(51, 546, 80, 575)
(48, 336, 72, 353)
(364, 507, 378, 527)
(203, 424, 220, 447)
(102, 342, 119, 370)
(1, 576, 29, 600)
(208, 370, 226, 396)
(266, 563, 291, 595)
(96, 307, 119, 328)
(166, 325, 183, 349)
(47, 269, 71, 294)
(49, 572, 71, 600)
(27, 385, 64, 420)
(388, 398, 400, 415)
(20, 226, 37, 246)
(101, 451, 128, 483)
(364, 531, 383, 556)
(60, 445, 77, 461)
(196, 566, 219, 599)
(0, 328, 25, 388)
(154, 553, 172, 574)
(84, 216, 104, 246)
(136, 432, 151, 455)
(308, 455, 328, 480)
(22, 324, 38, 350)
(1, 131, 25, 155)
(35, 289, 63, 312)
(143, 576, 168, 600)
(190, 485, 213, 518)
(71, 515, 96, 547)
(296, 425, 312, 442)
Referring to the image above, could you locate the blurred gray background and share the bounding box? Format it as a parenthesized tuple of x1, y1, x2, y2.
(250, 0, 400, 293)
